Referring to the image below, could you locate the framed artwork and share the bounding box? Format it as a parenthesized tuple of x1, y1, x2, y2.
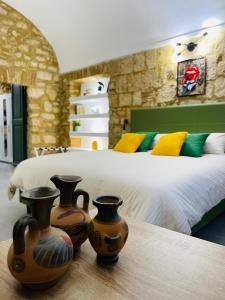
(177, 58, 206, 97)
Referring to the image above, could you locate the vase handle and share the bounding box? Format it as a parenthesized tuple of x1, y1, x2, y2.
(73, 189, 89, 212)
(13, 215, 39, 255)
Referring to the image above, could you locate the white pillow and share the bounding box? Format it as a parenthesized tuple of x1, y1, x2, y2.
(152, 134, 166, 148)
(203, 133, 225, 154)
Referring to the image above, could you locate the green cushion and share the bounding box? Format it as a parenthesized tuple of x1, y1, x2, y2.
(136, 132, 158, 152)
(180, 133, 209, 157)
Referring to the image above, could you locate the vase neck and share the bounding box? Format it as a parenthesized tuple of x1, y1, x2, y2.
(96, 206, 121, 223)
(21, 187, 60, 230)
(50, 175, 82, 206)
(93, 196, 122, 223)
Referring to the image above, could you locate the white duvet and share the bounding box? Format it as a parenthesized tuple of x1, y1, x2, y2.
(8, 150, 225, 235)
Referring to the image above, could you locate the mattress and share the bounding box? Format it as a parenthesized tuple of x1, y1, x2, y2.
(8, 150, 225, 235)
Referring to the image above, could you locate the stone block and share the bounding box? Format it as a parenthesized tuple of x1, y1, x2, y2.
(28, 103, 40, 110)
(41, 113, 55, 120)
(214, 77, 225, 98)
(109, 94, 118, 107)
(0, 58, 9, 66)
(46, 87, 57, 100)
(217, 61, 225, 76)
(43, 135, 57, 144)
(146, 49, 158, 69)
(134, 52, 146, 72)
(31, 134, 41, 145)
(207, 55, 217, 80)
(120, 56, 133, 74)
(157, 84, 176, 103)
(37, 71, 52, 81)
(0, 7, 7, 15)
(44, 101, 53, 112)
(119, 93, 132, 107)
(132, 92, 142, 106)
(116, 75, 127, 93)
(27, 87, 44, 99)
(16, 21, 28, 30)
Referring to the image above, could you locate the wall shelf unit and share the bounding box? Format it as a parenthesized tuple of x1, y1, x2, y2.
(69, 77, 110, 151)
(70, 132, 108, 137)
(69, 113, 109, 121)
(69, 93, 108, 104)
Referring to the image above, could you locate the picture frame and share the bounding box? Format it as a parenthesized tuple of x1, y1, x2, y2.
(177, 57, 206, 97)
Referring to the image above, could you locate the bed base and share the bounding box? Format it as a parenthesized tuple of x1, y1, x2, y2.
(191, 198, 225, 234)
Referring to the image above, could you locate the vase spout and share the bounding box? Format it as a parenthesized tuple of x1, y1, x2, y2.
(50, 175, 82, 206)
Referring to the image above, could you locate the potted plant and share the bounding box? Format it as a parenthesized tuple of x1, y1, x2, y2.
(73, 120, 81, 132)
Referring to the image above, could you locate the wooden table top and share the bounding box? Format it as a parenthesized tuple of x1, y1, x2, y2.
(1, 222, 225, 300)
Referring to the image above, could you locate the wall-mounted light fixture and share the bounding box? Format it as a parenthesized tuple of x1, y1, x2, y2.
(177, 32, 208, 56)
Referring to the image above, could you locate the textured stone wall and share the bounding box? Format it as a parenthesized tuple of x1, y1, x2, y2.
(61, 29, 225, 147)
(0, 82, 11, 94)
(0, 1, 60, 156)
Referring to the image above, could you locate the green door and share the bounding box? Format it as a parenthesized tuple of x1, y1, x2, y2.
(12, 84, 27, 166)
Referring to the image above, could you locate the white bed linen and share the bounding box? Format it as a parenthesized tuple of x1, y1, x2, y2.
(8, 150, 225, 235)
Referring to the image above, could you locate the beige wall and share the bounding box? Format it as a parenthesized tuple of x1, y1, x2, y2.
(0, 1, 60, 156)
(61, 29, 225, 147)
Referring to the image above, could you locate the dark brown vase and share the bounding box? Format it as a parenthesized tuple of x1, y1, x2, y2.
(7, 187, 73, 290)
(88, 196, 128, 265)
(50, 175, 90, 253)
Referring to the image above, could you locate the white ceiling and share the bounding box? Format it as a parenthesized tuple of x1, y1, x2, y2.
(4, 0, 225, 73)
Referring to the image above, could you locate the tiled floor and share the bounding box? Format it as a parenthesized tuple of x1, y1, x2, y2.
(1, 162, 225, 245)
(0, 162, 25, 241)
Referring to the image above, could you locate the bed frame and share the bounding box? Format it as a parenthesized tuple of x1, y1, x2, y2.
(131, 103, 225, 234)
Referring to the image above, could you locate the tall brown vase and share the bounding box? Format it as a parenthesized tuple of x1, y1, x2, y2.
(7, 187, 73, 290)
(50, 175, 90, 253)
(88, 196, 129, 265)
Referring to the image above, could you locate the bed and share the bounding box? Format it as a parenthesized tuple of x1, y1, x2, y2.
(8, 103, 225, 235)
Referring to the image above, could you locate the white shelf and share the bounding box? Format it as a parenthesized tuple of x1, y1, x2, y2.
(70, 93, 108, 104)
(69, 113, 109, 121)
(70, 132, 108, 137)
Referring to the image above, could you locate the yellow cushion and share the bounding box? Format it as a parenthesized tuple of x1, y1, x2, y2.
(151, 132, 188, 156)
(113, 133, 146, 153)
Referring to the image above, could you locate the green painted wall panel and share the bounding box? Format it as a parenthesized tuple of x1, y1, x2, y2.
(131, 103, 225, 133)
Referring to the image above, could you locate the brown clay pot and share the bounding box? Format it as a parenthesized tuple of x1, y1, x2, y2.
(88, 196, 128, 265)
(7, 187, 73, 290)
(50, 175, 90, 253)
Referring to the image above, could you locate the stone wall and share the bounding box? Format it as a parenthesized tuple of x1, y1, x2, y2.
(0, 1, 60, 156)
(61, 29, 225, 147)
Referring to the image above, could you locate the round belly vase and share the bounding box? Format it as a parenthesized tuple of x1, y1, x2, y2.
(88, 196, 129, 265)
(50, 175, 91, 254)
(7, 187, 73, 290)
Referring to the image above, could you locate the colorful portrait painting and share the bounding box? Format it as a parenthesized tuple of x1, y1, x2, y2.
(177, 58, 206, 97)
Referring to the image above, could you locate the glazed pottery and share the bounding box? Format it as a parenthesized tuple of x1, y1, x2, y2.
(7, 187, 73, 290)
(50, 175, 90, 253)
(88, 196, 128, 265)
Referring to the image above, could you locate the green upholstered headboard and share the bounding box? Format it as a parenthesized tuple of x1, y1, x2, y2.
(131, 103, 225, 133)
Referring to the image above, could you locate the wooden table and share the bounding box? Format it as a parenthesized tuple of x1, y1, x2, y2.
(1, 222, 225, 300)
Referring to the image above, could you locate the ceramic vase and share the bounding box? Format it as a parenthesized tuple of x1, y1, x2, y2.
(50, 175, 90, 253)
(88, 196, 128, 265)
(7, 187, 73, 290)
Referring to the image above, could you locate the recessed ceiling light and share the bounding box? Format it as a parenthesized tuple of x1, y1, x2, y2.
(202, 18, 221, 28)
